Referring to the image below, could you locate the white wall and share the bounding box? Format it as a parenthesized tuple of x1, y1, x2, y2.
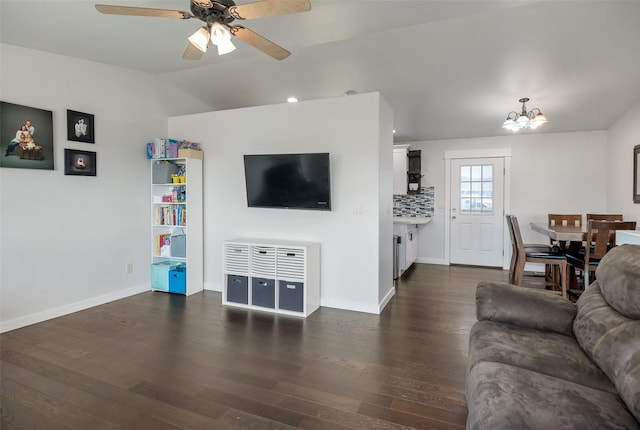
(409, 131, 608, 264)
(377, 100, 395, 308)
(0, 45, 210, 332)
(607, 100, 640, 220)
(168, 93, 394, 314)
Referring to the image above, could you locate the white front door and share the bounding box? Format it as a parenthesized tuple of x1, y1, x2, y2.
(450, 157, 504, 267)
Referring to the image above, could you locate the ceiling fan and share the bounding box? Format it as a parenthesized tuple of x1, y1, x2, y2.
(95, 0, 311, 60)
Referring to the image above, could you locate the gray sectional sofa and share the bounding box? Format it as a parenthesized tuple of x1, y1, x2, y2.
(466, 244, 640, 430)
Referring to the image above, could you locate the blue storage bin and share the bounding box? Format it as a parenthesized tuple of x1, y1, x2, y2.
(151, 261, 183, 292)
(169, 266, 186, 294)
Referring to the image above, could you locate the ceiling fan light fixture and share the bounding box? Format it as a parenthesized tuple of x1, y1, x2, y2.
(216, 39, 236, 55)
(188, 27, 210, 53)
(210, 22, 236, 55)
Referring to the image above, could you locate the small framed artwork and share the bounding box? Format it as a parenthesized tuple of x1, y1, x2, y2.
(64, 149, 96, 176)
(67, 109, 95, 143)
(634, 145, 640, 204)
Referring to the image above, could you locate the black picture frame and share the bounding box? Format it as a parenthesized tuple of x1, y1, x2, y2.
(634, 145, 640, 204)
(0, 101, 54, 170)
(64, 149, 96, 176)
(67, 109, 95, 143)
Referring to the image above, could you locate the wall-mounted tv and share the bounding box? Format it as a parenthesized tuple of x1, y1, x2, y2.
(243, 153, 331, 211)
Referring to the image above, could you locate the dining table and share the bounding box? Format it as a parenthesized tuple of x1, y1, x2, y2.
(530, 222, 586, 243)
(530, 222, 587, 290)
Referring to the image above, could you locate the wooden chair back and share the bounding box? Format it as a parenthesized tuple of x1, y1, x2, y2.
(585, 220, 637, 262)
(511, 215, 568, 298)
(548, 214, 582, 227)
(586, 213, 623, 222)
(510, 216, 527, 270)
(505, 215, 518, 283)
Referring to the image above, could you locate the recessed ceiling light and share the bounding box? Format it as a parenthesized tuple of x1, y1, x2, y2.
(393, 129, 396, 134)
(287, 97, 298, 103)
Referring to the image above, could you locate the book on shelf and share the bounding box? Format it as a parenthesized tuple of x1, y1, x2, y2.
(155, 205, 186, 226)
(155, 233, 171, 256)
(146, 138, 202, 159)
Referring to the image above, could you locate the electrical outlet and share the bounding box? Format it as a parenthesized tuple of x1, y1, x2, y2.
(353, 204, 363, 215)
(126, 263, 133, 274)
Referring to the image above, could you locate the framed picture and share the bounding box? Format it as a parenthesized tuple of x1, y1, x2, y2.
(67, 109, 95, 143)
(0, 101, 54, 170)
(64, 149, 96, 176)
(634, 145, 640, 204)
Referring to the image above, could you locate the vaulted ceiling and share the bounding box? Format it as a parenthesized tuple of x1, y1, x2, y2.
(2, 0, 640, 142)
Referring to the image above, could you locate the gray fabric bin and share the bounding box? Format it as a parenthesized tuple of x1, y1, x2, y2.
(226, 275, 248, 304)
(170, 234, 186, 258)
(152, 162, 179, 184)
(279, 281, 304, 312)
(252, 277, 275, 308)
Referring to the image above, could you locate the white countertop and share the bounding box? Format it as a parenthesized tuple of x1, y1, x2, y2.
(617, 230, 640, 246)
(393, 216, 432, 225)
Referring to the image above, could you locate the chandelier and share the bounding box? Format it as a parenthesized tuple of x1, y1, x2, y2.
(501, 97, 548, 131)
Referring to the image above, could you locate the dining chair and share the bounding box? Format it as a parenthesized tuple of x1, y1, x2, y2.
(586, 213, 623, 222)
(548, 213, 583, 253)
(566, 220, 637, 292)
(511, 215, 568, 298)
(505, 215, 551, 284)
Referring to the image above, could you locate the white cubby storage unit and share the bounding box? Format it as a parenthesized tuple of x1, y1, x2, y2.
(150, 157, 203, 295)
(223, 238, 320, 317)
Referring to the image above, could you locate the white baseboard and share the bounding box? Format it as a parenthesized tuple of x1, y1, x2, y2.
(378, 286, 395, 312)
(204, 281, 222, 292)
(0, 283, 149, 333)
(320, 297, 381, 315)
(415, 257, 449, 265)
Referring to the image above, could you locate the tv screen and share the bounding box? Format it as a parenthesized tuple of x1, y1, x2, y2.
(243, 153, 331, 211)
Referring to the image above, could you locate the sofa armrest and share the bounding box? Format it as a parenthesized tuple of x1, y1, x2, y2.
(476, 281, 577, 336)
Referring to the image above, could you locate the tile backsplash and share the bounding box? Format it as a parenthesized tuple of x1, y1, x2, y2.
(393, 186, 434, 217)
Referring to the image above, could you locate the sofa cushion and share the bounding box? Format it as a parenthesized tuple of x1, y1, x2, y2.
(574, 281, 640, 422)
(468, 320, 615, 393)
(476, 281, 576, 336)
(466, 361, 640, 430)
(595, 244, 640, 319)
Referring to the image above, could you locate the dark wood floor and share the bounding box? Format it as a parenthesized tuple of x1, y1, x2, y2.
(1, 264, 507, 429)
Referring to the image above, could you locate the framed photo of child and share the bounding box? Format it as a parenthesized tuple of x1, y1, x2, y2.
(67, 109, 95, 143)
(64, 149, 96, 176)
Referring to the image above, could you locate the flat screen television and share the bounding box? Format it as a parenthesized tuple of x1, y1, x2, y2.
(243, 153, 331, 211)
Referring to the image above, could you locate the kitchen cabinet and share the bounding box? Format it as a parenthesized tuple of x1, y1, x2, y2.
(393, 145, 409, 195)
(393, 222, 418, 275)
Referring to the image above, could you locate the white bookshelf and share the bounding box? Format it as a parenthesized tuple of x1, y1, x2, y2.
(150, 157, 203, 295)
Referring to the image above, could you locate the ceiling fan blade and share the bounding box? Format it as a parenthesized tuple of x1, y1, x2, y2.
(182, 43, 205, 60)
(229, 0, 311, 20)
(230, 26, 290, 60)
(95, 4, 193, 19)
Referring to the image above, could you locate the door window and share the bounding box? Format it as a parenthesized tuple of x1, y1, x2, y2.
(460, 164, 493, 214)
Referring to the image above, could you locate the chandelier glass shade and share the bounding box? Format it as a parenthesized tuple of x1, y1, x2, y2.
(502, 97, 548, 131)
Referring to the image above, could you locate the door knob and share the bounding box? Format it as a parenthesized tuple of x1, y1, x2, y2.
(451, 215, 457, 220)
